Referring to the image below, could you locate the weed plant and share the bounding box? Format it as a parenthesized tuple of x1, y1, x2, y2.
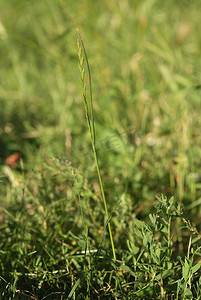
(0, 0, 201, 299)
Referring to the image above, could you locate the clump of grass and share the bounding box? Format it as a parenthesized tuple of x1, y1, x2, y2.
(76, 29, 116, 262)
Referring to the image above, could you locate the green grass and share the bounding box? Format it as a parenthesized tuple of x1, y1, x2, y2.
(0, 0, 201, 299)
(77, 30, 116, 262)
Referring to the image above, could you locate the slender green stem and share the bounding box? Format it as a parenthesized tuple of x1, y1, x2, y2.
(167, 216, 172, 261)
(77, 29, 116, 261)
(91, 143, 116, 261)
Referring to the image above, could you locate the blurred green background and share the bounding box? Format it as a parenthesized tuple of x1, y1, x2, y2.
(0, 0, 201, 218)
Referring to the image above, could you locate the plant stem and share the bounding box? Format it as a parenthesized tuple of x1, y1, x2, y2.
(77, 29, 116, 261)
(92, 143, 116, 261)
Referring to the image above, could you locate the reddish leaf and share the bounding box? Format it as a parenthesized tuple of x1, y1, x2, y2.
(6, 152, 21, 168)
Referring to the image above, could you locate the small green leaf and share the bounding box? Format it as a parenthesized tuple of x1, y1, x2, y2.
(149, 213, 156, 225)
(155, 268, 174, 281)
(161, 226, 168, 234)
(192, 262, 201, 274)
(161, 268, 175, 279)
(183, 288, 193, 299)
(182, 259, 190, 281)
(127, 240, 139, 254)
(119, 265, 135, 277)
(134, 227, 143, 239)
(169, 196, 174, 207)
(143, 235, 148, 247)
(150, 251, 160, 264)
(192, 237, 200, 244)
(135, 219, 144, 229)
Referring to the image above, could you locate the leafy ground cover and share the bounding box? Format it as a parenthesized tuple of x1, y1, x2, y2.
(0, 0, 201, 299)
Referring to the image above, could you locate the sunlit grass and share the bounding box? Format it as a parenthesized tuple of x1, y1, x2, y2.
(0, 0, 201, 298)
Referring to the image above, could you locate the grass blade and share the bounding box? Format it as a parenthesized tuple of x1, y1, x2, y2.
(76, 29, 116, 261)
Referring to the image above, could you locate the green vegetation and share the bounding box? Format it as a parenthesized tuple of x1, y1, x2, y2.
(0, 0, 201, 298)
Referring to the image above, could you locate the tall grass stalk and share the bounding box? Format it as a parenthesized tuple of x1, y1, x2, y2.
(76, 29, 116, 262)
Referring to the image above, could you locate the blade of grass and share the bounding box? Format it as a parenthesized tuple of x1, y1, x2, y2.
(67, 278, 80, 299)
(76, 29, 116, 262)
